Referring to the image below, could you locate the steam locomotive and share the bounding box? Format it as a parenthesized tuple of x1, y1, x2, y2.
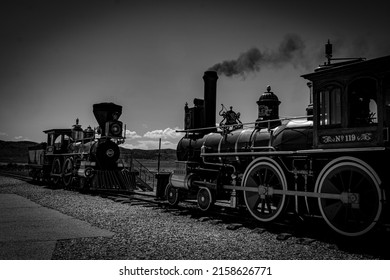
(168, 42, 390, 237)
(27, 102, 135, 191)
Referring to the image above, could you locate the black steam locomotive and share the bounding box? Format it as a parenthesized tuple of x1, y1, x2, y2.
(27, 102, 135, 191)
(168, 42, 390, 237)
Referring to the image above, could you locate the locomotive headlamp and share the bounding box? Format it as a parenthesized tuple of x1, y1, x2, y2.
(105, 120, 123, 137)
(110, 122, 122, 136)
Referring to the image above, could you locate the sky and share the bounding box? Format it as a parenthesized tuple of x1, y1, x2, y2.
(1, 0, 390, 150)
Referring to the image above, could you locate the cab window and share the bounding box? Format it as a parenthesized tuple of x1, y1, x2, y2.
(384, 75, 390, 127)
(54, 134, 70, 151)
(348, 78, 377, 126)
(54, 135, 62, 150)
(319, 86, 341, 126)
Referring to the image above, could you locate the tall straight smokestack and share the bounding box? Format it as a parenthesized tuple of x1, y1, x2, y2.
(203, 71, 218, 130)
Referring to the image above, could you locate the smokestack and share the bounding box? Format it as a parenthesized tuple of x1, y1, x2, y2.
(93, 102, 122, 136)
(203, 71, 218, 130)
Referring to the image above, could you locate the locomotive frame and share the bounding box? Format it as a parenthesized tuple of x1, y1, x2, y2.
(167, 43, 390, 237)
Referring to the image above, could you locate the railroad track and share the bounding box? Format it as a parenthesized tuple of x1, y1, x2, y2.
(102, 190, 256, 225)
(92, 189, 390, 259)
(95, 189, 345, 244)
(0, 171, 33, 182)
(2, 171, 390, 258)
(0, 170, 321, 237)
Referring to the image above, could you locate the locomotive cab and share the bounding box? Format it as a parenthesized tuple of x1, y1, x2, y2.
(44, 129, 72, 155)
(302, 55, 390, 149)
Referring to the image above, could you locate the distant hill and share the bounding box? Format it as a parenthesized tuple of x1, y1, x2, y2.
(119, 147, 176, 161)
(0, 140, 176, 163)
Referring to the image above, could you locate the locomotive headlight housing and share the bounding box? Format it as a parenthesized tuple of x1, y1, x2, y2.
(110, 123, 121, 135)
(105, 120, 123, 137)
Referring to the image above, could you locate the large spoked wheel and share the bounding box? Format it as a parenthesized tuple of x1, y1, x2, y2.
(242, 158, 287, 222)
(197, 188, 214, 211)
(166, 184, 180, 206)
(62, 157, 74, 189)
(315, 157, 382, 237)
(51, 158, 62, 186)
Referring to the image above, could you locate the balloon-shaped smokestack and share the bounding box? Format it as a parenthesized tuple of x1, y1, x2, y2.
(93, 102, 122, 136)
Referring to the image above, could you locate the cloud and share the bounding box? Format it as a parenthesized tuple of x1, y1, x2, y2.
(121, 140, 177, 150)
(125, 130, 142, 139)
(143, 127, 181, 140)
(14, 136, 23, 140)
(121, 127, 182, 150)
(0, 132, 8, 136)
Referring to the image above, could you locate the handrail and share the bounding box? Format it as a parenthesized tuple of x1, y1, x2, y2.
(122, 155, 156, 189)
(175, 115, 313, 133)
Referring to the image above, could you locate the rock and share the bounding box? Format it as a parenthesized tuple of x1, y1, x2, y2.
(276, 233, 292, 241)
(296, 238, 316, 245)
(251, 228, 266, 234)
(226, 223, 243, 230)
(209, 219, 223, 225)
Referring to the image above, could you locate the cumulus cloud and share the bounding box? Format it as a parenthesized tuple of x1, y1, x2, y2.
(143, 127, 181, 140)
(121, 127, 182, 150)
(14, 136, 23, 140)
(121, 140, 177, 150)
(125, 130, 142, 139)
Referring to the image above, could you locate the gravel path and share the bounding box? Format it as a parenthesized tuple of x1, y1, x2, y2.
(0, 176, 381, 260)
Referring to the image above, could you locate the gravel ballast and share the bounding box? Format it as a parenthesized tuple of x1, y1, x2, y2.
(0, 176, 381, 260)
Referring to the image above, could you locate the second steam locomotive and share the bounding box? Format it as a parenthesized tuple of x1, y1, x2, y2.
(168, 42, 390, 237)
(27, 102, 136, 191)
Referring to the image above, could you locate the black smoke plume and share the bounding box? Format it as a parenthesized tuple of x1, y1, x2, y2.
(208, 34, 306, 77)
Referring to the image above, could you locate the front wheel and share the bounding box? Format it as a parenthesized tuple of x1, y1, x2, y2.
(166, 184, 180, 206)
(197, 188, 214, 211)
(242, 158, 288, 222)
